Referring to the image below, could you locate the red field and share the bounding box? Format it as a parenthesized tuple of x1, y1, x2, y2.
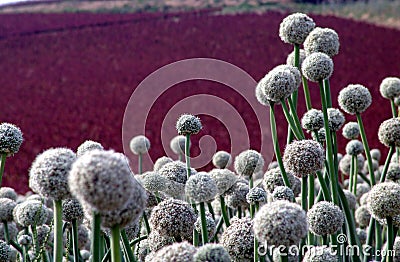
(0, 10, 399, 192)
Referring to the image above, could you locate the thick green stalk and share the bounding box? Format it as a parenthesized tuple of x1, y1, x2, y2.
(91, 212, 101, 262)
(301, 176, 307, 211)
(249, 177, 255, 218)
(280, 100, 303, 140)
(199, 202, 208, 245)
(71, 219, 79, 262)
(270, 104, 291, 187)
(387, 217, 394, 262)
(323, 79, 333, 108)
(318, 81, 339, 205)
(219, 195, 230, 227)
(381, 145, 395, 183)
(307, 175, 315, 245)
(391, 98, 398, 118)
(286, 97, 305, 138)
(185, 134, 191, 179)
(356, 113, 376, 185)
(302, 76, 312, 110)
(111, 225, 121, 262)
(207, 202, 215, 220)
(53, 200, 63, 262)
(121, 229, 136, 262)
(316, 170, 331, 201)
(0, 153, 6, 188)
(3, 221, 10, 244)
(138, 153, 142, 175)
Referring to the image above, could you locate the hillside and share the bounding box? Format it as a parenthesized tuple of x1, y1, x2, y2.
(0, 10, 399, 192)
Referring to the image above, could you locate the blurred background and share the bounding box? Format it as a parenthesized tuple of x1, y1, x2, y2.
(0, 0, 399, 192)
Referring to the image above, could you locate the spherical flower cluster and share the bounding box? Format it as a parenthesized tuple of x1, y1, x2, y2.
(0, 123, 23, 157)
(208, 168, 237, 195)
(272, 186, 294, 202)
(212, 151, 232, 169)
(224, 181, 250, 210)
(153, 156, 173, 172)
(29, 147, 76, 201)
(338, 84, 372, 115)
(370, 148, 381, 161)
(221, 217, 254, 261)
(0, 240, 11, 262)
(312, 128, 326, 143)
(255, 81, 269, 106)
(378, 118, 400, 147)
(185, 172, 218, 203)
(367, 182, 400, 219)
(170, 135, 187, 155)
(99, 186, 147, 229)
(194, 244, 231, 262)
(68, 150, 136, 212)
(274, 64, 302, 87)
(342, 122, 360, 140)
(379, 77, 400, 99)
(357, 228, 367, 245)
(355, 205, 371, 228)
(345, 140, 364, 156)
(254, 200, 308, 246)
(62, 198, 84, 222)
(147, 230, 174, 252)
(302, 246, 338, 262)
(0, 188, 16, 202)
(283, 139, 325, 176)
(76, 140, 103, 157)
(246, 187, 267, 205)
(14, 200, 48, 227)
(307, 201, 344, 236)
(17, 234, 32, 246)
(234, 149, 264, 177)
(387, 163, 400, 181)
(176, 114, 202, 135)
(343, 190, 357, 210)
(151, 241, 196, 262)
(339, 154, 365, 175)
(0, 198, 16, 222)
(129, 135, 150, 155)
(141, 172, 168, 194)
(259, 66, 297, 104)
(262, 168, 301, 195)
(302, 52, 334, 82)
(304, 27, 340, 57)
(158, 160, 189, 184)
(194, 212, 215, 240)
(286, 49, 306, 67)
(279, 13, 315, 45)
(149, 198, 196, 238)
(327, 108, 345, 132)
(301, 109, 324, 131)
(356, 183, 370, 202)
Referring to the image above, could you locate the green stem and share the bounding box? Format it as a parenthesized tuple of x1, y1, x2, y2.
(199, 202, 208, 245)
(391, 98, 398, 118)
(364, 219, 375, 262)
(3, 221, 10, 244)
(316, 170, 331, 201)
(121, 229, 136, 262)
(207, 202, 215, 221)
(307, 175, 315, 245)
(356, 113, 376, 186)
(302, 76, 312, 110)
(381, 145, 395, 183)
(323, 79, 332, 108)
(138, 153, 142, 175)
(142, 212, 151, 235)
(210, 217, 223, 242)
(0, 153, 6, 188)
(129, 235, 148, 247)
(53, 200, 63, 262)
(219, 195, 230, 227)
(91, 212, 101, 262)
(111, 225, 121, 262)
(280, 100, 303, 140)
(249, 178, 255, 218)
(22, 245, 29, 262)
(387, 217, 394, 262)
(185, 134, 191, 179)
(193, 228, 199, 247)
(287, 97, 305, 138)
(270, 104, 291, 187)
(301, 176, 307, 211)
(319, 81, 339, 205)
(237, 206, 242, 219)
(71, 219, 79, 262)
